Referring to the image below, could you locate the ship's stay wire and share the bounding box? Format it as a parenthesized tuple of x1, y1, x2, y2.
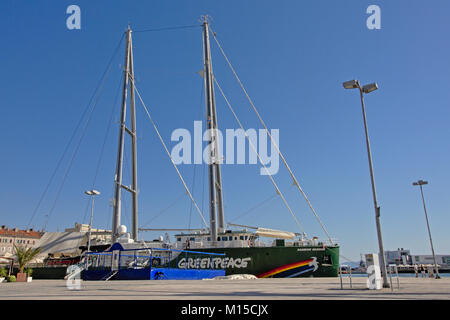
(213, 77, 306, 237)
(27, 33, 125, 231)
(210, 27, 333, 244)
(129, 77, 209, 228)
(81, 72, 124, 225)
(188, 78, 205, 231)
(140, 192, 186, 228)
(133, 24, 201, 33)
(230, 192, 279, 223)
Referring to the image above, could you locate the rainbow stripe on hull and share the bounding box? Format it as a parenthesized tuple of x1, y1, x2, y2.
(257, 257, 318, 278)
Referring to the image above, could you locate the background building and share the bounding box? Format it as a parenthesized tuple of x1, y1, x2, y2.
(64, 222, 112, 244)
(384, 248, 412, 265)
(0, 225, 42, 257)
(385, 248, 450, 268)
(411, 254, 450, 267)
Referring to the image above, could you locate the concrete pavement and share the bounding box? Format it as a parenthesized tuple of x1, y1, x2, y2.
(1, 277, 449, 300)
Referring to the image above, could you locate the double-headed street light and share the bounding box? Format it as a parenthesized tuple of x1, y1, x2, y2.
(84, 189, 100, 253)
(343, 79, 390, 288)
(412, 180, 440, 279)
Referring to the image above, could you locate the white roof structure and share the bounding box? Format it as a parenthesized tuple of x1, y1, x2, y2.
(255, 227, 295, 240)
(34, 232, 88, 258)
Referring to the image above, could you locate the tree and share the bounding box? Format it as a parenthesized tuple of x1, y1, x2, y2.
(14, 245, 41, 274)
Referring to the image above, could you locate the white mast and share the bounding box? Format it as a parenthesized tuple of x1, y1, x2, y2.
(112, 26, 138, 242)
(202, 16, 225, 244)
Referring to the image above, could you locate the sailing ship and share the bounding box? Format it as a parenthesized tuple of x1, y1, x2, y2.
(87, 16, 340, 278)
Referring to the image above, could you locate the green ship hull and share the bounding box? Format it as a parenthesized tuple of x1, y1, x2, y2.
(172, 245, 340, 278)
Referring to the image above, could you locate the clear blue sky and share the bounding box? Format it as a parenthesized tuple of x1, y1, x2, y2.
(1, 0, 449, 261)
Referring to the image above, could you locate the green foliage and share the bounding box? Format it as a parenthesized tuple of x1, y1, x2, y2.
(25, 267, 33, 277)
(13, 245, 41, 273)
(6, 275, 16, 282)
(0, 268, 7, 278)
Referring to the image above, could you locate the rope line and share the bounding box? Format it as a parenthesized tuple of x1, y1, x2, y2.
(230, 192, 279, 223)
(141, 192, 186, 228)
(27, 34, 125, 230)
(33, 34, 125, 231)
(134, 24, 201, 33)
(210, 28, 333, 244)
(213, 77, 306, 237)
(130, 78, 209, 228)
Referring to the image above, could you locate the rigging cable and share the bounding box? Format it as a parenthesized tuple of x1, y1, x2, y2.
(133, 24, 201, 33)
(81, 72, 124, 225)
(230, 192, 279, 223)
(140, 192, 186, 228)
(27, 33, 125, 230)
(43, 37, 124, 231)
(129, 78, 209, 228)
(188, 78, 205, 230)
(210, 28, 333, 244)
(213, 77, 306, 237)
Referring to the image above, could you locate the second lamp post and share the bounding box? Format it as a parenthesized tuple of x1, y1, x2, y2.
(85, 189, 100, 253)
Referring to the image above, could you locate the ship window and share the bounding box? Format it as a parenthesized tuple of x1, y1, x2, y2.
(176, 237, 181, 242)
(234, 237, 238, 240)
(229, 236, 233, 241)
(217, 237, 221, 241)
(239, 236, 244, 240)
(221, 236, 228, 241)
(189, 237, 195, 242)
(244, 236, 248, 240)
(207, 237, 211, 241)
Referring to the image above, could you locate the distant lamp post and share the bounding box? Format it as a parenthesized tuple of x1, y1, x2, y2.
(412, 180, 440, 279)
(343, 79, 390, 288)
(84, 189, 100, 253)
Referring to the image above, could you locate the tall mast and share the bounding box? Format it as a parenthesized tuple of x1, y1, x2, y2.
(202, 16, 225, 243)
(112, 26, 139, 242)
(129, 30, 139, 242)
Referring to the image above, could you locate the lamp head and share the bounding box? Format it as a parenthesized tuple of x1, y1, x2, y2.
(342, 80, 360, 89)
(362, 83, 378, 94)
(85, 190, 101, 196)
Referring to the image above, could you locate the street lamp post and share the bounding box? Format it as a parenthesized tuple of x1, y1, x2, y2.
(84, 189, 100, 253)
(412, 180, 440, 279)
(343, 79, 390, 288)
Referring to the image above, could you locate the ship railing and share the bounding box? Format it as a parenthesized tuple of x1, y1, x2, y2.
(84, 247, 226, 271)
(299, 238, 338, 247)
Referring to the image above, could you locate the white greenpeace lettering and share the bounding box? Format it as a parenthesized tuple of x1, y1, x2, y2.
(178, 257, 251, 269)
